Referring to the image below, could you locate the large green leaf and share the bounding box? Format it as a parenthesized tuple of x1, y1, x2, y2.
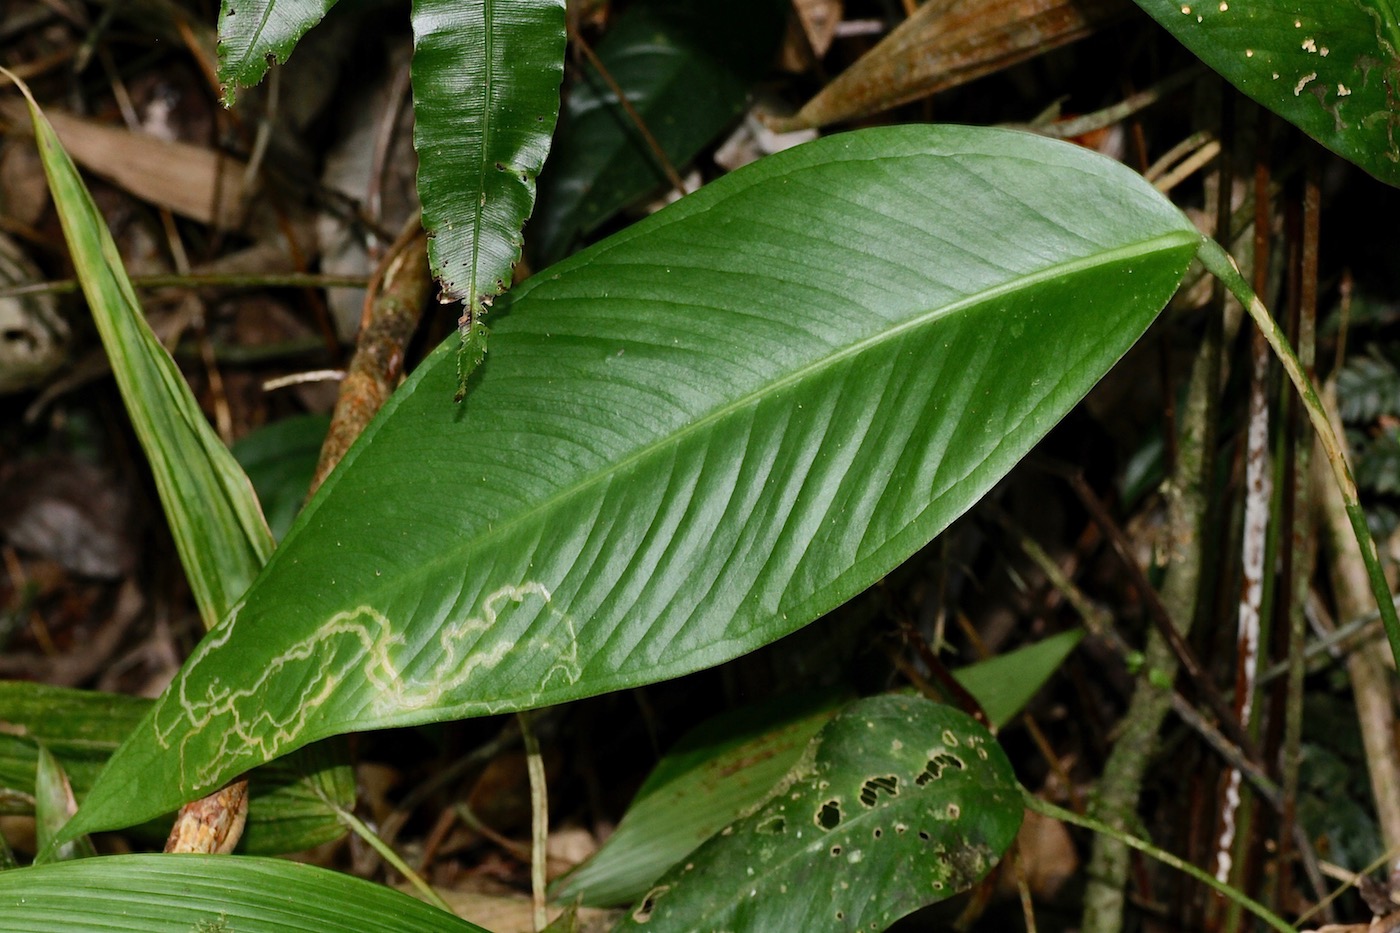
(67, 125, 1200, 839)
(530, 0, 786, 265)
(20, 86, 273, 628)
(1134, 0, 1400, 186)
(612, 695, 1022, 931)
(413, 0, 565, 316)
(0, 854, 486, 932)
(217, 0, 340, 103)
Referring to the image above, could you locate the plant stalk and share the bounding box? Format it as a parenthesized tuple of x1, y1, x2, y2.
(1196, 237, 1400, 670)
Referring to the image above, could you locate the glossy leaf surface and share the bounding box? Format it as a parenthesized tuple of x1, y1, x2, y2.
(612, 695, 1021, 931)
(413, 0, 565, 312)
(530, 0, 785, 264)
(1134, 0, 1400, 186)
(218, 0, 340, 104)
(21, 89, 273, 628)
(70, 125, 1200, 837)
(0, 854, 486, 932)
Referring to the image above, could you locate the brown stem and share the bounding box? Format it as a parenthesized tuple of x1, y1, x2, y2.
(569, 28, 688, 199)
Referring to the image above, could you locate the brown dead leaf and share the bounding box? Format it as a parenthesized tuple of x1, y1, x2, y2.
(164, 778, 249, 854)
(788, 0, 843, 64)
(999, 806, 1078, 900)
(771, 0, 1129, 131)
(1, 99, 253, 229)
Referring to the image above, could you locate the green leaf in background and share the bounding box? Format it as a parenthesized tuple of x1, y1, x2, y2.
(530, 0, 786, 265)
(0, 854, 488, 932)
(612, 695, 1022, 931)
(1133, 0, 1400, 186)
(217, 0, 340, 103)
(559, 634, 1082, 907)
(33, 746, 95, 864)
(0, 682, 349, 855)
(17, 86, 274, 628)
(69, 125, 1200, 838)
(413, 0, 565, 323)
(233, 414, 332, 542)
(954, 628, 1084, 728)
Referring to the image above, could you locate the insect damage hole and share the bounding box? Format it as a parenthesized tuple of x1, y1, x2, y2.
(859, 774, 899, 807)
(757, 816, 786, 835)
(817, 799, 843, 830)
(916, 753, 966, 785)
(632, 885, 670, 924)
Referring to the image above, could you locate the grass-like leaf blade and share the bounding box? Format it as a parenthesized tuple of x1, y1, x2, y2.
(0, 854, 486, 932)
(18, 85, 273, 628)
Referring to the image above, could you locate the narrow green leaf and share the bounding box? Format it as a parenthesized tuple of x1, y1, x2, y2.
(217, 0, 340, 104)
(1133, 0, 1400, 186)
(19, 88, 274, 627)
(411, 0, 565, 326)
(70, 125, 1200, 838)
(613, 695, 1022, 931)
(33, 746, 96, 864)
(0, 854, 487, 932)
(530, 0, 786, 264)
(0, 682, 349, 855)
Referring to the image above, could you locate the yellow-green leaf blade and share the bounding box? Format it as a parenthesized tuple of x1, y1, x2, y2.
(21, 91, 274, 627)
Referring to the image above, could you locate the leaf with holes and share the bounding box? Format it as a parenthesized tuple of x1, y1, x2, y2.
(1134, 0, 1400, 186)
(613, 694, 1022, 931)
(64, 125, 1200, 840)
(558, 633, 1081, 907)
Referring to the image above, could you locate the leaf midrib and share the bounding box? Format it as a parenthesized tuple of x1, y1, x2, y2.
(468, 0, 494, 306)
(326, 229, 1200, 615)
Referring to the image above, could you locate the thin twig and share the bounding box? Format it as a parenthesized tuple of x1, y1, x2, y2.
(0, 271, 370, 300)
(1027, 65, 1207, 140)
(1029, 792, 1297, 932)
(1198, 239, 1400, 668)
(569, 27, 688, 199)
(1053, 465, 1258, 758)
